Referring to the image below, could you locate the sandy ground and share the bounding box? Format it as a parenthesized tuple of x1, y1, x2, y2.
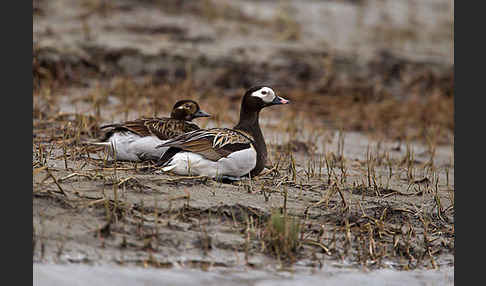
(33, 110, 454, 283)
(33, 0, 454, 284)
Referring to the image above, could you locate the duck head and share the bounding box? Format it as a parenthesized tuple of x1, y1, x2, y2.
(240, 86, 290, 113)
(171, 100, 211, 121)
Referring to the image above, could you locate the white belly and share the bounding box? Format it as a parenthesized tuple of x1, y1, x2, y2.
(106, 132, 168, 161)
(162, 146, 257, 178)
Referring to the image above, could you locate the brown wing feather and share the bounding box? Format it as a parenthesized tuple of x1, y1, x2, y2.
(146, 119, 200, 140)
(179, 138, 227, 161)
(101, 118, 200, 141)
(122, 120, 153, 136)
(100, 119, 152, 138)
(157, 128, 254, 162)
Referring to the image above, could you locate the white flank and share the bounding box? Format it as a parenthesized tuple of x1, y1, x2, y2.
(251, 87, 275, 103)
(163, 145, 257, 178)
(105, 133, 169, 161)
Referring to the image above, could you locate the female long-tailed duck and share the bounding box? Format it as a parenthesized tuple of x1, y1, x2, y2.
(94, 100, 210, 161)
(156, 86, 289, 180)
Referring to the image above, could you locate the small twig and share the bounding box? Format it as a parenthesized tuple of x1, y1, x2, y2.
(117, 176, 136, 186)
(45, 168, 68, 197)
(301, 239, 331, 255)
(33, 166, 48, 175)
(155, 175, 208, 183)
(334, 184, 348, 210)
(85, 198, 107, 207)
(259, 165, 279, 177)
(81, 165, 158, 172)
(58, 172, 95, 182)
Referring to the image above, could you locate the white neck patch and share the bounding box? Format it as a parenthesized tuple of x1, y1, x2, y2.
(251, 87, 276, 103)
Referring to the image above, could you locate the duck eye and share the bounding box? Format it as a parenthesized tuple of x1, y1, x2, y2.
(261, 90, 267, 95)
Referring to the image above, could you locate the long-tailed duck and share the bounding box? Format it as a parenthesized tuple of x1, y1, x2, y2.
(156, 86, 289, 180)
(93, 100, 210, 161)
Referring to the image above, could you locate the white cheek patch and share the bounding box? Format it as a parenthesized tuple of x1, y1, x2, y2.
(251, 87, 275, 103)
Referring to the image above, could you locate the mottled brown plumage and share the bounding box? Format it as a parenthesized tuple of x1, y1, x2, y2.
(158, 128, 254, 162)
(100, 100, 210, 142)
(100, 118, 201, 141)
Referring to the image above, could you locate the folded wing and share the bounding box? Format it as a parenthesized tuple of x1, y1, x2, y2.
(100, 118, 200, 141)
(157, 128, 254, 163)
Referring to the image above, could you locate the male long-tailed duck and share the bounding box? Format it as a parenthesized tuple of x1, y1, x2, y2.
(94, 100, 210, 161)
(156, 86, 290, 180)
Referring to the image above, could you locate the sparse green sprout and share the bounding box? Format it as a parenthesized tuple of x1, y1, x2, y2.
(262, 210, 301, 259)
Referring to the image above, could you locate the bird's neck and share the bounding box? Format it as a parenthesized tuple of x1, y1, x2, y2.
(234, 107, 267, 177)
